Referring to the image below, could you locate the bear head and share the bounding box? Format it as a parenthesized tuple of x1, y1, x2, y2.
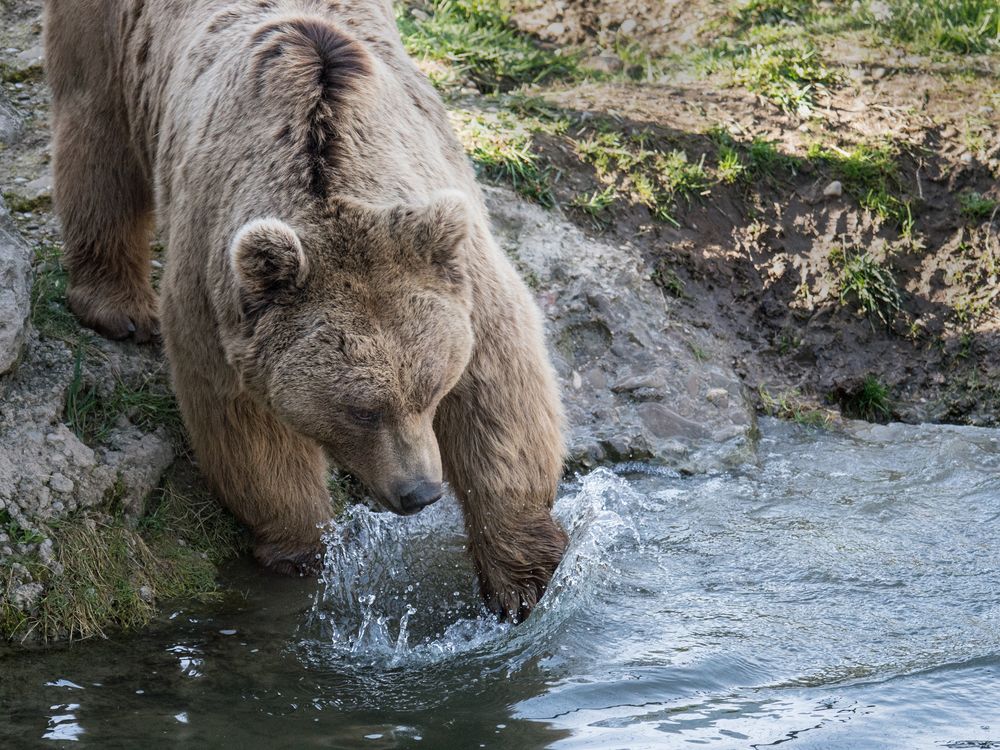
(225, 191, 475, 515)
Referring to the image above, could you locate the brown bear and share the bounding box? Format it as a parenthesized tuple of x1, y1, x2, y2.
(44, 0, 567, 622)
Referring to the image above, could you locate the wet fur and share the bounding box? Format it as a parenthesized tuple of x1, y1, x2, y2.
(44, 0, 566, 621)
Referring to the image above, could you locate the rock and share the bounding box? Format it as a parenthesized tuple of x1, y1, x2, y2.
(823, 180, 843, 198)
(103, 428, 175, 522)
(22, 170, 53, 199)
(16, 44, 44, 67)
(0, 90, 24, 146)
(0, 196, 33, 375)
(581, 52, 624, 76)
(545, 22, 566, 37)
(11, 582, 44, 612)
(485, 187, 755, 472)
(620, 19, 637, 34)
(0, 336, 174, 538)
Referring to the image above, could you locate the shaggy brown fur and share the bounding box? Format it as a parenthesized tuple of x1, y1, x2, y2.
(44, 0, 566, 621)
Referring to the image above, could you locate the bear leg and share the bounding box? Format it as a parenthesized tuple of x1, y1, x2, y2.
(435, 301, 568, 623)
(49, 89, 159, 342)
(169, 358, 334, 575)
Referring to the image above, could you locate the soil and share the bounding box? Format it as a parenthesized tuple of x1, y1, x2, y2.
(510, 0, 1000, 424)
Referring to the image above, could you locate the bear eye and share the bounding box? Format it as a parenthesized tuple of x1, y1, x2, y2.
(348, 407, 382, 427)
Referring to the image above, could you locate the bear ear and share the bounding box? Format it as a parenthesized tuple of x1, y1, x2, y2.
(230, 218, 309, 303)
(395, 190, 471, 284)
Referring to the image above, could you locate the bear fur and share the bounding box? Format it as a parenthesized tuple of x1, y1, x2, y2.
(44, 0, 567, 622)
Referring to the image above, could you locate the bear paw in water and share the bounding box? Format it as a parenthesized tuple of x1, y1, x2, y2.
(472, 513, 569, 624)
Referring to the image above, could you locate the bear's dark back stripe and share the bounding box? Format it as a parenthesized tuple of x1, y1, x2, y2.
(250, 16, 372, 199)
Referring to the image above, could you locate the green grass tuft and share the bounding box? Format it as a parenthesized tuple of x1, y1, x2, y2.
(959, 191, 998, 221)
(807, 141, 912, 227)
(396, 0, 578, 93)
(758, 384, 836, 427)
(29, 243, 79, 343)
(65, 349, 185, 447)
(0, 509, 44, 545)
(570, 184, 618, 227)
(3, 471, 249, 643)
(839, 375, 893, 422)
(0, 62, 43, 84)
(734, 0, 818, 29)
(879, 0, 1000, 54)
(575, 130, 709, 226)
(727, 33, 840, 116)
(3, 191, 52, 214)
(451, 109, 554, 205)
(833, 246, 903, 327)
(651, 260, 686, 298)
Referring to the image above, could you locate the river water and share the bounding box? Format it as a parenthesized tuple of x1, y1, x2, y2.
(3, 419, 999, 748)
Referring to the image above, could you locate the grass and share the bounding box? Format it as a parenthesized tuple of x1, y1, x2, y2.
(878, 0, 1000, 54)
(451, 109, 554, 206)
(65, 349, 184, 448)
(0, 509, 44, 545)
(2, 191, 51, 214)
(838, 375, 893, 422)
(651, 259, 686, 297)
(710, 128, 801, 183)
(575, 130, 709, 227)
(396, 0, 578, 93)
(833, 246, 903, 327)
(0, 62, 43, 84)
(716, 144, 747, 184)
(959, 191, 998, 221)
(29, 242, 80, 343)
(807, 141, 912, 227)
(727, 33, 841, 116)
(733, 0, 818, 29)
(758, 385, 836, 427)
(570, 185, 618, 228)
(3, 475, 248, 643)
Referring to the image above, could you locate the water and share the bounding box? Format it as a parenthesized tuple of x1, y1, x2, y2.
(3, 419, 1000, 748)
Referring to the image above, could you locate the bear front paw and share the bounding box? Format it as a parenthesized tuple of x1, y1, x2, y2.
(254, 541, 325, 577)
(67, 281, 160, 344)
(474, 513, 568, 624)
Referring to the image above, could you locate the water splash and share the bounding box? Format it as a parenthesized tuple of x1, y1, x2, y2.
(303, 468, 650, 670)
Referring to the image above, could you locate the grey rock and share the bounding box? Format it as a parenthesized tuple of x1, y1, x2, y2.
(581, 53, 624, 76)
(0, 196, 33, 375)
(485, 187, 755, 473)
(11, 582, 44, 612)
(0, 336, 174, 543)
(103, 428, 175, 522)
(0, 90, 24, 146)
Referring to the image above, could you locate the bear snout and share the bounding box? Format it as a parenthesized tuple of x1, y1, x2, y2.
(395, 480, 443, 515)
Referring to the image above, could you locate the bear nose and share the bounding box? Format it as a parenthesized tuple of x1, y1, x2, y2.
(398, 481, 443, 514)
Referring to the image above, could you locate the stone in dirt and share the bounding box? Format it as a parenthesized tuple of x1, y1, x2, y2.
(0, 195, 33, 375)
(0, 90, 24, 146)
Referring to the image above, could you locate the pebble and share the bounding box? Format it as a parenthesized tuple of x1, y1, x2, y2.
(545, 22, 565, 36)
(49, 473, 74, 494)
(581, 53, 623, 75)
(620, 18, 637, 34)
(823, 180, 843, 198)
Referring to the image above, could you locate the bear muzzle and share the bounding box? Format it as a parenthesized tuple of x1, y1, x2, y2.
(394, 479, 444, 515)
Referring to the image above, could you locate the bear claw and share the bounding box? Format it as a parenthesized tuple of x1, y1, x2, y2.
(66, 283, 161, 344)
